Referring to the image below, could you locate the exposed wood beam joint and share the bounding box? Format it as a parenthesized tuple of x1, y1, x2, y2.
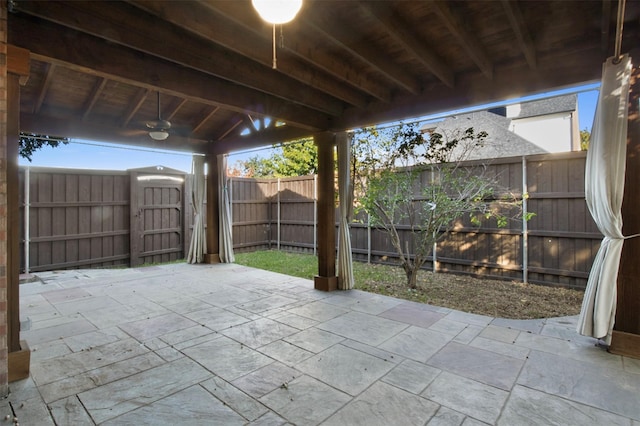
(430, 1, 494, 80)
(501, 0, 537, 70)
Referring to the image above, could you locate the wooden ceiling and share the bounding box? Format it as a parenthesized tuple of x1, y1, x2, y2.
(8, 1, 640, 155)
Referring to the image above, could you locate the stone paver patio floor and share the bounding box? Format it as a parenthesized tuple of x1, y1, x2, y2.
(7, 262, 640, 425)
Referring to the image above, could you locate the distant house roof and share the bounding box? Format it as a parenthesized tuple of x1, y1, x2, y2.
(419, 94, 579, 160)
(431, 111, 547, 160)
(508, 94, 577, 119)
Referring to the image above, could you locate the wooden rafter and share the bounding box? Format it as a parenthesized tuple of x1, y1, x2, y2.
(202, 0, 391, 102)
(15, 0, 346, 116)
(130, 0, 372, 108)
(362, 1, 454, 88)
(192, 106, 220, 134)
(121, 87, 149, 127)
(9, 15, 330, 130)
(210, 124, 311, 156)
(601, 0, 613, 54)
(430, 1, 493, 80)
(501, 0, 537, 70)
(81, 77, 107, 121)
(33, 63, 56, 114)
(306, 15, 420, 94)
(213, 116, 244, 142)
(164, 98, 187, 122)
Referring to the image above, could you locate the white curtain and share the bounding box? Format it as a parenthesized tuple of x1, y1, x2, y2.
(577, 55, 632, 344)
(337, 132, 354, 290)
(187, 155, 206, 263)
(218, 154, 235, 263)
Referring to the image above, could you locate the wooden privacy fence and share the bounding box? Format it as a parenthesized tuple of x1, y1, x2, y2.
(229, 151, 600, 290)
(19, 151, 600, 289)
(19, 166, 187, 272)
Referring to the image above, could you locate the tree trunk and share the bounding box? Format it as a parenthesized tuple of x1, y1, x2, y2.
(406, 267, 419, 289)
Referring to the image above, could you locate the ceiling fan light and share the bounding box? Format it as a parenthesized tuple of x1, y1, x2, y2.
(149, 130, 169, 141)
(252, 0, 302, 24)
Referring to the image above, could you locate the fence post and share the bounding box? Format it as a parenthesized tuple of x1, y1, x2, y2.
(522, 156, 529, 284)
(23, 167, 30, 274)
(313, 175, 317, 256)
(277, 178, 281, 250)
(367, 212, 371, 264)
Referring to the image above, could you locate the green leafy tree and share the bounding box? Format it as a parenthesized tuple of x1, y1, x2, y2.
(580, 128, 591, 151)
(354, 123, 524, 289)
(19, 133, 69, 161)
(238, 138, 317, 177)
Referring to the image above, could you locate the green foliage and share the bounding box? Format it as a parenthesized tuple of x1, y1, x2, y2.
(580, 128, 590, 151)
(19, 133, 69, 161)
(238, 138, 317, 177)
(353, 122, 520, 288)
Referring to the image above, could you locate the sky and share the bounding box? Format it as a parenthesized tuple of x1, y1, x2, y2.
(19, 85, 601, 173)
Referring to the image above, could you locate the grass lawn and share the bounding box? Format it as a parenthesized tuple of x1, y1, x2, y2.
(234, 250, 585, 319)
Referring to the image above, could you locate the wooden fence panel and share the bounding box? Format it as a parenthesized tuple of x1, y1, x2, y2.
(21, 167, 130, 271)
(231, 177, 272, 252)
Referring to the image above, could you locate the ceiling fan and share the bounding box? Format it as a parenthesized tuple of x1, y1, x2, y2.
(146, 92, 171, 140)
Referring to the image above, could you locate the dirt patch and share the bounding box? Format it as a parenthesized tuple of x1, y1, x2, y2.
(355, 265, 584, 319)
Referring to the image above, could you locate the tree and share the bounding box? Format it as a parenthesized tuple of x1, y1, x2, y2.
(19, 133, 69, 161)
(237, 138, 317, 177)
(354, 123, 524, 289)
(580, 128, 591, 151)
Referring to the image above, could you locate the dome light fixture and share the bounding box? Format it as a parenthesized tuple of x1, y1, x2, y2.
(252, 0, 302, 24)
(148, 130, 169, 141)
(251, 0, 303, 69)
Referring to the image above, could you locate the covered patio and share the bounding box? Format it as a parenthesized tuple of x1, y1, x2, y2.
(2, 0, 640, 414)
(9, 263, 640, 424)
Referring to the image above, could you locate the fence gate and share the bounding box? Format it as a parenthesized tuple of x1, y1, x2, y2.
(129, 166, 186, 266)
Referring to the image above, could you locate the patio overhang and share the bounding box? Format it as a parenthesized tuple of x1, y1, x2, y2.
(1, 0, 640, 393)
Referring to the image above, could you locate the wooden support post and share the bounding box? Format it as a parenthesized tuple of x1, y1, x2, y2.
(205, 154, 221, 264)
(6, 45, 31, 383)
(611, 50, 640, 359)
(314, 132, 337, 291)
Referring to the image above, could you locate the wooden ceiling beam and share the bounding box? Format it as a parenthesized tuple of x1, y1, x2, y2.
(164, 98, 187, 122)
(33, 63, 56, 114)
(204, 0, 391, 102)
(20, 112, 206, 153)
(209, 125, 312, 156)
(14, 0, 345, 116)
(121, 87, 149, 127)
(362, 1, 455, 88)
(192, 106, 220, 134)
(501, 0, 537, 70)
(430, 1, 494, 80)
(306, 15, 421, 94)
(9, 15, 331, 131)
(333, 43, 603, 131)
(213, 116, 244, 142)
(81, 77, 107, 121)
(601, 0, 613, 54)
(129, 0, 371, 108)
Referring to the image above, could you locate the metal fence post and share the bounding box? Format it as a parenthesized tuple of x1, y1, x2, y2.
(277, 178, 281, 250)
(522, 156, 529, 284)
(24, 167, 30, 274)
(313, 174, 317, 256)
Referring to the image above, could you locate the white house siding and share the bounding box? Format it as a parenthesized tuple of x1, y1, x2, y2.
(509, 112, 575, 153)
